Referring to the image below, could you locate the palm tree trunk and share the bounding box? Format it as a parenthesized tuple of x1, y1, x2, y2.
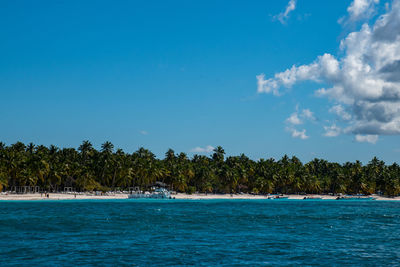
(111, 169, 116, 190)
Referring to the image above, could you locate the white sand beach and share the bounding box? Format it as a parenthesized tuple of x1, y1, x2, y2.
(1, 192, 400, 201)
(0, 193, 130, 201)
(174, 193, 400, 201)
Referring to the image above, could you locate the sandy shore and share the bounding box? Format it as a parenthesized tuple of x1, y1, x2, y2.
(174, 193, 400, 201)
(1, 193, 399, 201)
(0, 193, 130, 201)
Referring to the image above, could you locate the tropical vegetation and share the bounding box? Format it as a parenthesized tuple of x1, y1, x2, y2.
(0, 141, 399, 196)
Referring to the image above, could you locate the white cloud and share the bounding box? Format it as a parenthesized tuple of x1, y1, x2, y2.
(190, 145, 215, 153)
(285, 107, 315, 139)
(286, 112, 302, 125)
(140, 130, 148, 135)
(257, 74, 279, 95)
(274, 0, 297, 24)
(355, 134, 379, 143)
(258, 0, 400, 143)
(302, 109, 315, 120)
(288, 128, 309, 139)
(329, 105, 352, 120)
(258, 53, 339, 94)
(346, 0, 380, 22)
(324, 124, 342, 137)
(286, 107, 315, 125)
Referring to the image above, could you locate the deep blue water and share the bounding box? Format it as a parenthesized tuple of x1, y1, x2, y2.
(1, 199, 400, 266)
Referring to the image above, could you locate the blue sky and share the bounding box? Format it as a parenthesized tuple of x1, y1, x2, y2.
(1, 0, 400, 163)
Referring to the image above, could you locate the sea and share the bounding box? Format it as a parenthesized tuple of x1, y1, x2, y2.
(0, 199, 399, 266)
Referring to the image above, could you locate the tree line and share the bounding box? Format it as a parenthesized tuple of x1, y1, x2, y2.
(0, 141, 399, 196)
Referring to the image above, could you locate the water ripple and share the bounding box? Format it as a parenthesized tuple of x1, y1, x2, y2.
(0, 200, 400, 266)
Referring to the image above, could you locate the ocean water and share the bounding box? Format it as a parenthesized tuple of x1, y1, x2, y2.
(0, 199, 400, 266)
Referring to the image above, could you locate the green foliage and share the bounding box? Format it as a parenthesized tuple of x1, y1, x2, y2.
(0, 141, 399, 196)
(186, 186, 196, 194)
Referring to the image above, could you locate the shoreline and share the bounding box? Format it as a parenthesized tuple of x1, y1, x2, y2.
(175, 193, 400, 201)
(1, 193, 399, 201)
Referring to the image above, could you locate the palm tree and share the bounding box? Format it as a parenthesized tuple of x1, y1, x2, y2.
(0, 143, 7, 191)
(1, 139, 400, 197)
(212, 146, 225, 162)
(99, 141, 114, 187)
(78, 140, 93, 165)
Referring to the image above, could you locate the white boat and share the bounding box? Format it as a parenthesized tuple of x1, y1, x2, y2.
(128, 187, 172, 199)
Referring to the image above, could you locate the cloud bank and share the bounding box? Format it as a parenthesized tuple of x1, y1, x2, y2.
(345, 0, 380, 23)
(258, 0, 400, 143)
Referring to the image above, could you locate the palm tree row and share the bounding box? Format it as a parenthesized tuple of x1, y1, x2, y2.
(0, 141, 399, 196)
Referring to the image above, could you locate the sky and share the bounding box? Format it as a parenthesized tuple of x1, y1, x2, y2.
(1, 0, 400, 164)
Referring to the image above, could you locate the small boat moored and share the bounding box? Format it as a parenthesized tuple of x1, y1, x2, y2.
(128, 187, 173, 199)
(303, 196, 323, 200)
(266, 194, 289, 199)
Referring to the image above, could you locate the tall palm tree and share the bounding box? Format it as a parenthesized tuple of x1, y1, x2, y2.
(212, 146, 225, 162)
(78, 140, 93, 165)
(100, 141, 114, 187)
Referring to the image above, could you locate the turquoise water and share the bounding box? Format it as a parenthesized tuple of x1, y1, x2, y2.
(1, 199, 400, 266)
